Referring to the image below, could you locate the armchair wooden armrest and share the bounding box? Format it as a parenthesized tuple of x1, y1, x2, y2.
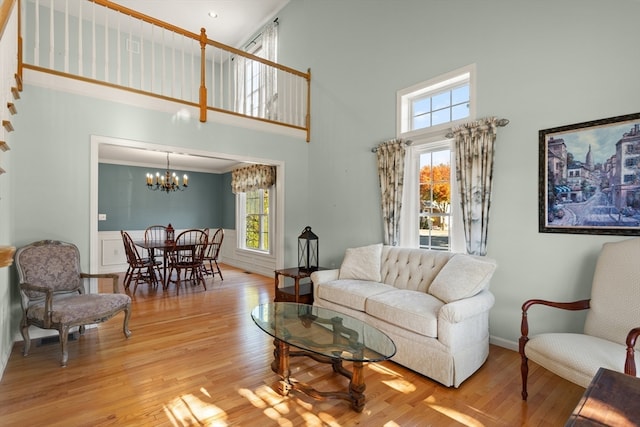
(20, 283, 59, 328)
(81, 272, 121, 293)
(520, 298, 590, 344)
(518, 298, 591, 400)
(626, 327, 640, 376)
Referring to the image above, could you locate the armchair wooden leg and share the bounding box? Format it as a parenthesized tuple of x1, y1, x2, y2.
(20, 320, 31, 357)
(122, 306, 132, 338)
(59, 326, 70, 367)
(519, 337, 529, 401)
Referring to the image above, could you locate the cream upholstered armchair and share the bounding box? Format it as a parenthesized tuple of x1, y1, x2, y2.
(15, 240, 132, 367)
(519, 237, 640, 400)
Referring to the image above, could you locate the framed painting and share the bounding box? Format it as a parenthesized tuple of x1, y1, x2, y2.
(539, 112, 640, 235)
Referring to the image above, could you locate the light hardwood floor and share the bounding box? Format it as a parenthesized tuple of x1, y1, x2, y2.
(0, 265, 585, 426)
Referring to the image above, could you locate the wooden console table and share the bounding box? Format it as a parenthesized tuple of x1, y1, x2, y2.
(565, 367, 640, 426)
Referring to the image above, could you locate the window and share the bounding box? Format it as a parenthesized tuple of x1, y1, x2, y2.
(411, 84, 469, 131)
(243, 46, 263, 118)
(236, 21, 278, 120)
(419, 148, 452, 250)
(398, 65, 475, 251)
(398, 64, 475, 138)
(238, 189, 271, 252)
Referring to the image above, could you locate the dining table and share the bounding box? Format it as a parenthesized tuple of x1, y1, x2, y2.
(134, 238, 205, 290)
(134, 239, 173, 289)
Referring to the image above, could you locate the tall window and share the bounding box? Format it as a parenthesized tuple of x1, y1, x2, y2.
(236, 21, 278, 120)
(243, 46, 263, 118)
(419, 149, 451, 250)
(398, 65, 475, 251)
(239, 189, 271, 252)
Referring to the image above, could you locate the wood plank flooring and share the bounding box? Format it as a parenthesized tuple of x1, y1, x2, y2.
(0, 265, 585, 426)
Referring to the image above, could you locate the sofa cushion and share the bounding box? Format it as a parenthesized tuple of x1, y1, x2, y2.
(366, 290, 443, 338)
(316, 279, 394, 312)
(338, 243, 383, 282)
(428, 254, 496, 303)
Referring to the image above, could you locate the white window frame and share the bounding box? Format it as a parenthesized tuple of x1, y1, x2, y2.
(397, 64, 476, 139)
(397, 65, 475, 252)
(236, 187, 274, 254)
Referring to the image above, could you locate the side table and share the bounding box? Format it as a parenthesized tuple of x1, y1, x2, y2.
(565, 367, 640, 426)
(274, 267, 325, 305)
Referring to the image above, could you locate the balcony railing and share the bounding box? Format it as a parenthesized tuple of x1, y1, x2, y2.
(17, 0, 311, 140)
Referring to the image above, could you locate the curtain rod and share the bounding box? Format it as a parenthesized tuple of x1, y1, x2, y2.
(444, 118, 510, 139)
(245, 17, 279, 48)
(371, 139, 412, 153)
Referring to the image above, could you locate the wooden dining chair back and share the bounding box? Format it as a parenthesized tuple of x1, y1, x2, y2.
(121, 231, 160, 294)
(203, 228, 224, 280)
(14, 240, 132, 367)
(144, 225, 167, 258)
(168, 229, 208, 295)
(144, 225, 167, 243)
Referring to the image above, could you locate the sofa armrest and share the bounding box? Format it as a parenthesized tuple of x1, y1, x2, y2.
(437, 290, 495, 351)
(439, 290, 495, 323)
(311, 269, 340, 299)
(310, 269, 339, 284)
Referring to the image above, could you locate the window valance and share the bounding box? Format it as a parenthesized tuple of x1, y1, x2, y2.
(231, 164, 276, 193)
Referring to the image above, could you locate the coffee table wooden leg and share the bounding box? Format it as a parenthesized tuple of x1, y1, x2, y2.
(272, 339, 292, 396)
(350, 361, 366, 412)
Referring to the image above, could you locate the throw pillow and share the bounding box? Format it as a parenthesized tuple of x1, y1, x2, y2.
(338, 243, 383, 282)
(428, 254, 496, 303)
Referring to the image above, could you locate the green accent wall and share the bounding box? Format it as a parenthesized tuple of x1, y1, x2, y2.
(98, 164, 235, 231)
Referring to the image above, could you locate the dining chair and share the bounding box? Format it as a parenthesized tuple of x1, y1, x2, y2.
(14, 240, 131, 366)
(168, 229, 208, 295)
(144, 225, 167, 279)
(202, 228, 224, 280)
(121, 231, 161, 294)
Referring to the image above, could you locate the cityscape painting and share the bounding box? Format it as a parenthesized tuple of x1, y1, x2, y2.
(539, 112, 640, 235)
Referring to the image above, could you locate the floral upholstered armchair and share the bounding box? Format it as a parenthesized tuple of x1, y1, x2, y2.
(15, 240, 132, 367)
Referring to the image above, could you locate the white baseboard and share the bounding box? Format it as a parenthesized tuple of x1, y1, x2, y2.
(490, 335, 518, 352)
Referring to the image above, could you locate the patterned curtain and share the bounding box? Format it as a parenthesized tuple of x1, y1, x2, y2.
(453, 117, 499, 256)
(376, 139, 406, 246)
(231, 164, 276, 193)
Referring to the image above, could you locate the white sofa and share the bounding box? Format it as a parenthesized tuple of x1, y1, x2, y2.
(311, 244, 497, 388)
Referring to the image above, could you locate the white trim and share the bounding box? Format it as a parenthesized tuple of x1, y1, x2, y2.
(397, 63, 476, 139)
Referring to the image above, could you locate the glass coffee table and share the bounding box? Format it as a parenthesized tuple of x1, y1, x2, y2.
(251, 302, 396, 412)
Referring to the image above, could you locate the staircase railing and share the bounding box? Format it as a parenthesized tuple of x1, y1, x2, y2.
(0, 0, 20, 170)
(18, 0, 311, 141)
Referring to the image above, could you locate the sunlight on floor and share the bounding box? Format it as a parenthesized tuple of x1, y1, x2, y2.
(424, 396, 485, 427)
(164, 393, 228, 426)
(369, 363, 416, 393)
(160, 359, 428, 426)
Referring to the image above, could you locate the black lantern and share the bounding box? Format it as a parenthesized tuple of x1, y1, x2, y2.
(298, 226, 318, 272)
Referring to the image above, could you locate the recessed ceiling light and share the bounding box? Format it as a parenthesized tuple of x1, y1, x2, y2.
(208, 11, 218, 19)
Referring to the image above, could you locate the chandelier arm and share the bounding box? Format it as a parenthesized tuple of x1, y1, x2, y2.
(146, 152, 188, 193)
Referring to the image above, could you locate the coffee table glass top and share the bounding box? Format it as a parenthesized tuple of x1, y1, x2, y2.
(251, 302, 396, 363)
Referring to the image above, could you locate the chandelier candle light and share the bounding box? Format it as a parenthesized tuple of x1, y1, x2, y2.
(146, 152, 189, 193)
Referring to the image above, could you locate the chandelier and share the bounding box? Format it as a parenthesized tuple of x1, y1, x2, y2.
(146, 152, 189, 193)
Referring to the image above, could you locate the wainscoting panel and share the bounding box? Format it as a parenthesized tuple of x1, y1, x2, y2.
(97, 229, 276, 277)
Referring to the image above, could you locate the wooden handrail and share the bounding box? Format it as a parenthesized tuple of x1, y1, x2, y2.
(16, 0, 311, 138)
(91, 0, 310, 80)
